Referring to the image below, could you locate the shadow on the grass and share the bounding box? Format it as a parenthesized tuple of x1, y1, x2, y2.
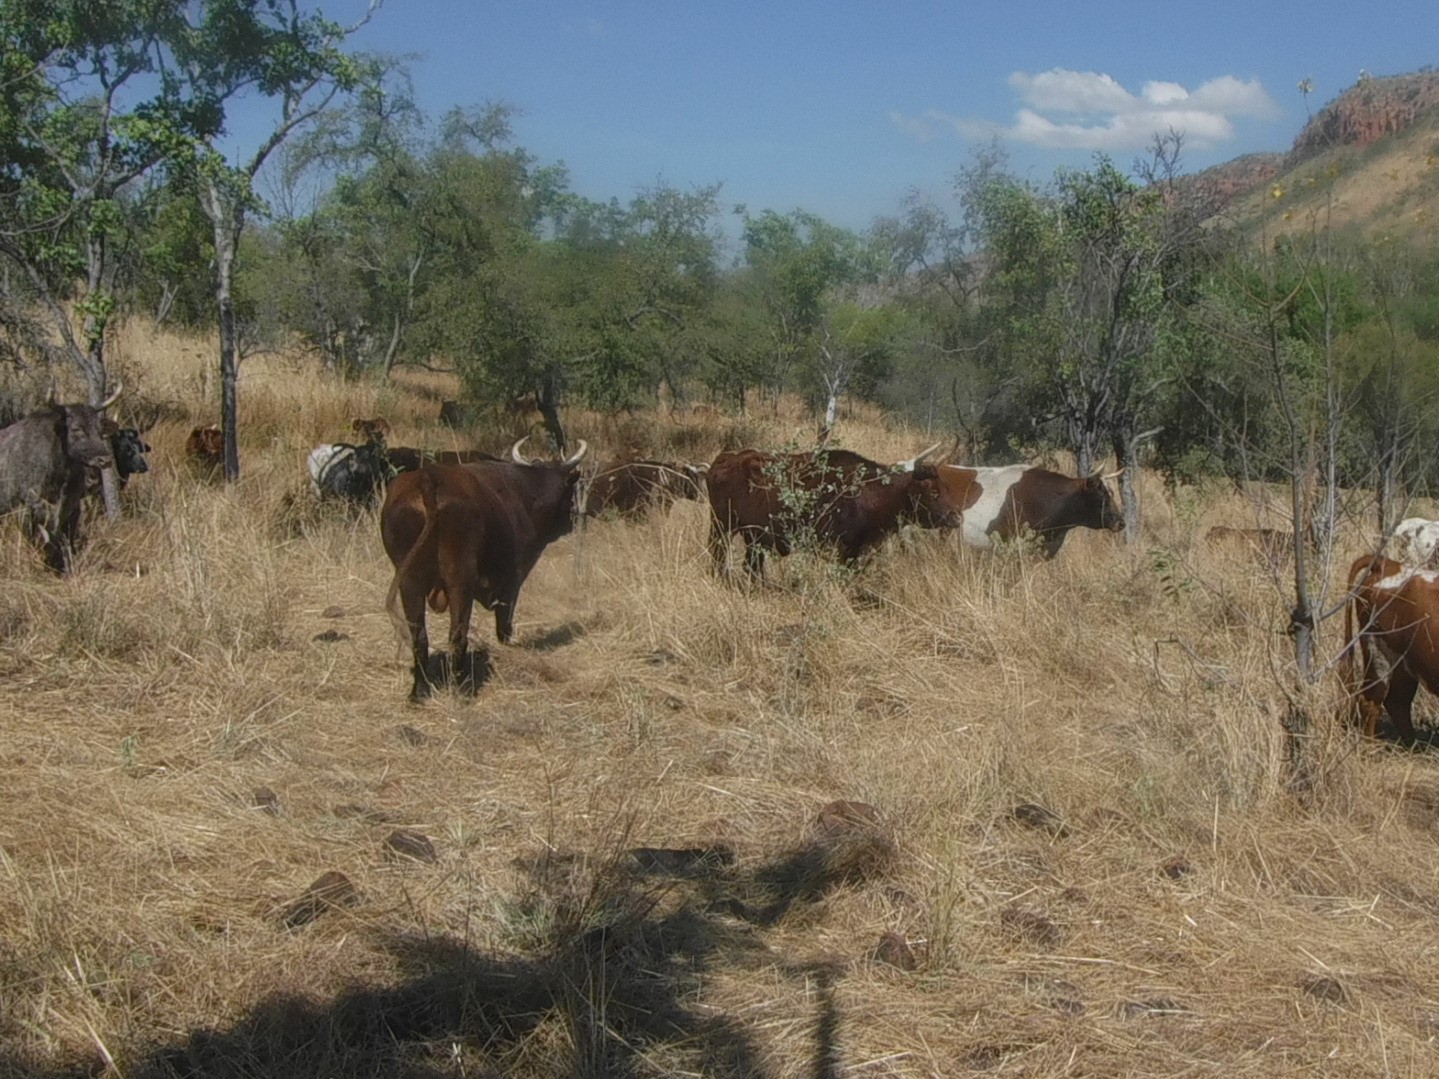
(3, 824, 892, 1079)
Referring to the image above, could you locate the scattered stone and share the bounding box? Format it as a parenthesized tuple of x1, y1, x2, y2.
(1119, 997, 1183, 1019)
(1011, 802, 1068, 836)
(312, 629, 350, 643)
(395, 725, 429, 747)
(872, 931, 917, 971)
(383, 829, 438, 864)
(283, 870, 359, 929)
(999, 907, 1062, 948)
(1301, 975, 1349, 1004)
(321, 605, 347, 618)
(814, 800, 882, 838)
(627, 845, 734, 878)
(250, 786, 281, 816)
(1159, 855, 1193, 880)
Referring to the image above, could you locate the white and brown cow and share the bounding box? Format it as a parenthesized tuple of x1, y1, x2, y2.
(1388, 517, 1439, 569)
(936, 464, 1124, 558)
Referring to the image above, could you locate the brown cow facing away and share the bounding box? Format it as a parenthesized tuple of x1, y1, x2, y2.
(0, 384, 122, 571)
(381, 437, 587, 700)
(1344, 554, 1439, 744)
(705, 443, 959, 578)
(585, 459, 707, 519)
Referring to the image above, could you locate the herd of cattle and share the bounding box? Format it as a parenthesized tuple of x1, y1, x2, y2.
(0, 390, 1437, 740)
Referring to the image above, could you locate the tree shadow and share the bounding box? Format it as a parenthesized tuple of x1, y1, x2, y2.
(3, 828, 884, 1078)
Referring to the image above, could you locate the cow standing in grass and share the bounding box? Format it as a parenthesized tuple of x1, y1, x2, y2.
(0, 384, 122, 571)
(381, 437, 587, 700)
(934, 464, 1124, 558)
(585, 458, 707, 519)
(705, 443, 959, 578)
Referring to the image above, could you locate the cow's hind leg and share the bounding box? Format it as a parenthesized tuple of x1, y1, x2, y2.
(446, 590, 486, 695)
(707, 518, 732, 577)
(398, 576, 437, 702)
(1383, 668, 1419, 745)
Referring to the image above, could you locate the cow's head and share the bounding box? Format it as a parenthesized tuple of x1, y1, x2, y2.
(60, 383, 122, 470)
(1080, 471, 1125, 532)
(110, 428, 152, 478)
(899, 445, 965, 530)
(351, 416, 392, 444)
(511, 436, 589, 536)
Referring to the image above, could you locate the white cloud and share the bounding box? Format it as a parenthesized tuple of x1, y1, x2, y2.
(893, 69, 1279, 152)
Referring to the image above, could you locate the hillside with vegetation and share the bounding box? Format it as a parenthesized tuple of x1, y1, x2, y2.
(1198, 70, 1439, 243)
(3, 8, 1439, 1077)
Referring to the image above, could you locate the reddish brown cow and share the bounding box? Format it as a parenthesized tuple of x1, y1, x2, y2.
(935, 464, 1123, 558)
(1344, 554, 1439, 744)
(585, 459, 706, 519)
(705, 444, 959, 577)
(185, 425, 224, 469)
(351, 416, 393, 443)
(381, 437, 587, 700)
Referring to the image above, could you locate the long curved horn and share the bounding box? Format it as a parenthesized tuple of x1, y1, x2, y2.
(1100, 468, 1123, 481)
(897, 441, 942, 472)
(45, 379, 57, 406)
(97, 381, 123, 411)
(561, 439, 588, 468)
(510, 436, 531, 465)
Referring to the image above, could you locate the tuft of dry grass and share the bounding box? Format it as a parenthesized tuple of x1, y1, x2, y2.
(1, 320, 1437, 1077)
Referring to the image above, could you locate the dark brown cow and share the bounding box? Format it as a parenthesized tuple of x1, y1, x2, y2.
(0, 383, 122, 571)
(185, 424, 224, 469)
(350, 416, 393, 443)
(385, 446, 503, 473)
(705, 443, 959, 577)
(585, 459, 706, 519)
(935, 464, 1123, 558)
(381, 437, 587, 700)
(1344, 554, 1439, 744)
(1205, 525, 1293, 562)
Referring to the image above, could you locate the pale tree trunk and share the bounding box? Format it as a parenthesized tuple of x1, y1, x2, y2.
(80, 234, 121, 518)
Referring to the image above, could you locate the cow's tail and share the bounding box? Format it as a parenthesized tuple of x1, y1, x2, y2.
(385, 468, 447, 642)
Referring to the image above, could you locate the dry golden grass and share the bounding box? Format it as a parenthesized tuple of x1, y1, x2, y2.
(1, 321, 1437, 1078)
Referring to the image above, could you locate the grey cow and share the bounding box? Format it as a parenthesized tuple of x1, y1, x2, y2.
(0, 384, 121, 572)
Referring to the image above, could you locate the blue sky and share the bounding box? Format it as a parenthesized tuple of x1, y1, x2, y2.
(241, 1, 1439, 236)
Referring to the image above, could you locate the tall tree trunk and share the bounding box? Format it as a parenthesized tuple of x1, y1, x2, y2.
(203, 181, 243, 482)
(536, 371, 566, 454)
(1112, 430, 1141, 543)
(81, 235, 121, 519)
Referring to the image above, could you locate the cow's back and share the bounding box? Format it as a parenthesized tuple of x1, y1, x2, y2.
(0, 411, 65, 510)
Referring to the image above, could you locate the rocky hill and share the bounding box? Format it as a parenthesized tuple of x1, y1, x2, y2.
(1194, 69, 1439, 243)
(1289, 69, 1439, 163)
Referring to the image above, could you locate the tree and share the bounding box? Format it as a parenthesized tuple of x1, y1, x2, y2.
(0, 0, 230, 513)
(171, 0, 381, 480)
(967, 140, 1212, 538)
(737, 208, 875, 416)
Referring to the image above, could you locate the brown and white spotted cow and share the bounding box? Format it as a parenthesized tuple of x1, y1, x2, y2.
(935, 464, 1124, 558)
